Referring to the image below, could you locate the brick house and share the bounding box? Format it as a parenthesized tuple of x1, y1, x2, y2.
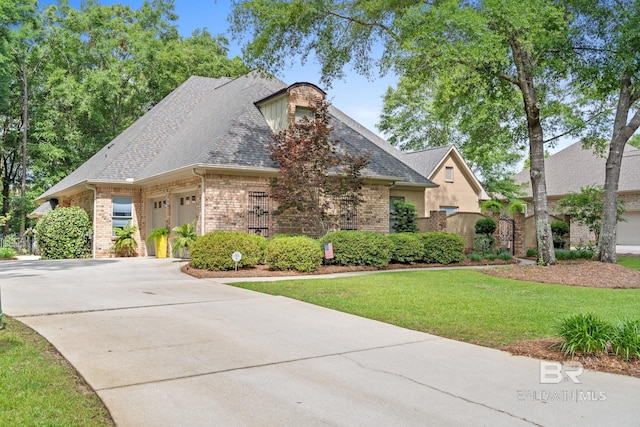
(33, 71, 487, 257)
(513, 141, 640, 247)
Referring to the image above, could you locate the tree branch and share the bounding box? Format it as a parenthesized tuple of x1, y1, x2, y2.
(543, 108, 610, 144)
(323, 9, 401, 44)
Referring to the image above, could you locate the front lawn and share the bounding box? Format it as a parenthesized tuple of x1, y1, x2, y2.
(231, 269, 640, 348)
(619, 256, 640, 270)
(0, 316, 114, 426)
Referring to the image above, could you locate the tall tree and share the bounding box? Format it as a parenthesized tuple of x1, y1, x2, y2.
(569, 0, 640, 263)
(231, 0, 584, 265)
(269, 100, 368, 236)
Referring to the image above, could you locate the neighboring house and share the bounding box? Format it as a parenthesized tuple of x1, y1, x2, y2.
(513, 141, 640, 246)
(34, 71, 447, 257)
(402, 145, 489, 216)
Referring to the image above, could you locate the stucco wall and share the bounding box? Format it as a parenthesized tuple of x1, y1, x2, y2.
(425, 155, 481, 214)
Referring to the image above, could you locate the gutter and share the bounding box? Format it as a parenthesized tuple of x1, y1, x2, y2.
(192, 168, 206, 236)
(85, 184, 97, 259)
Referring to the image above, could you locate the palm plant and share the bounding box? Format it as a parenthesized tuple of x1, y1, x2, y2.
(172, 222, 197, 258)
(112, 221, 138, 257)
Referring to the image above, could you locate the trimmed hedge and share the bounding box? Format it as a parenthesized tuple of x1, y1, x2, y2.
(189, 231, 266, 271)
(387, 233, 425, 264)
(320, 231, 392, 268)
(266, 236, 323, 272)
(35, 207, 92, 260)
(420, 232, 465, 264)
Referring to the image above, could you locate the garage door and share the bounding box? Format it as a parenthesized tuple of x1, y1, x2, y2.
(176, 192, 197, 227)
(617, 211, 640, 245)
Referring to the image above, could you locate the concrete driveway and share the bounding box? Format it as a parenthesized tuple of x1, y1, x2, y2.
(1, 258, 639, 426)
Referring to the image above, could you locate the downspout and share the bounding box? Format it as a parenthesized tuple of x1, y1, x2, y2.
(85, 184, 97, 259)
(192, 168, 206, 236)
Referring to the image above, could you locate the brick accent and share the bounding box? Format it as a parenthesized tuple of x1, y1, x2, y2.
(426, 210, 448, 231)
(513, 212, 526, 257)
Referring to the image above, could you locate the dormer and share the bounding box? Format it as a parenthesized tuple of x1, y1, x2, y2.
(257, 83, 326, 133)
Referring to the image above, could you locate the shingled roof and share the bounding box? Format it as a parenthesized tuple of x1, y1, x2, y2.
(37, 71, 434, 201)
(513, 141, 640, 197)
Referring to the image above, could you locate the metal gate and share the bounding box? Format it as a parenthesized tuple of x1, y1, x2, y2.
(339, 196, 358, 230)
(248, 191, 269, 237)
(499, 215, 515, 255)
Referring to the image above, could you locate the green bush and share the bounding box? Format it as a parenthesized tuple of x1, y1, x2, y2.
(35, 207, 92, 260)
(320, 231, 392, 268)
(526, 247, 537, 257)
(556, 313, 614, 357)
(387, 233, 425, 264)
(497, 251, 513, 261)
(611, 320, 640, 361)
(420, 232, 465, 264)
(468, 252, 482, 262)
(265, 236, 323, 272)
(390, 199, 418, 233)
(189, 231, 266, 271)
(555, 249, 594, 260)
(475, 217, 497, 235)
(551, 220, 569, 236)
(0, 247, 17, 259)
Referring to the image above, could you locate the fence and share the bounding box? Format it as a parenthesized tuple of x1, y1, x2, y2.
(0, 232, 37, 255)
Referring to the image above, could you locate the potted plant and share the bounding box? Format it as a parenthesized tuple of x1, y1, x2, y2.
(113, 221, 138, 257)
(148, 226, 170, 258)
(172, 222, 197, 258)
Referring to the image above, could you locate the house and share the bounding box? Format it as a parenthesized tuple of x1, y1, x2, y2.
(402, 145, 489, 216)
(34, 71, 446, 257)
(513, 141, 640, 246)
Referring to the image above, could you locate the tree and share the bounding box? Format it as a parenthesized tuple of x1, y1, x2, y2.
(629, 134, 640, 149)
(558, 186, 624, 245)
(390, 199, 418, 233)
(268, 100, 368, 236)
(568, 0, 640, 263)
(230, 0, 584, 265)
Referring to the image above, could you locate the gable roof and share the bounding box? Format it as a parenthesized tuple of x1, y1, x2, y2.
(402, 145, 489, 198)
(37, 71, 434, 202)
(513, 141, 640, 198)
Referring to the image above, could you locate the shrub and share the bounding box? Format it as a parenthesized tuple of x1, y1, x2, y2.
(484, 253, 496, 261)
(611, 320, 640, 361)
(265, 236, 323, 272)
(320, 231, 392, 268)
(555, 249, 594, 260)
(550, 220, 569, 236)
(526, 247, 537, 257)
(420, 232, 465, 264)
(387, 233, 425, 264)
(475, 217, 497, 235)
(468, 252, 482, 262)
(190, 231, 266, 271)
(390, 199, 418, 233)
(497, 251, 513, 261)
(35, 207, 92, 260)
(556, 314, 614, 357)
(0, 247, 17, 259)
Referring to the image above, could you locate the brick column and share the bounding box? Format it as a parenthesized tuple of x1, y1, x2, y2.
(513, 212, 526, 257)
(428, 210, 447, 232)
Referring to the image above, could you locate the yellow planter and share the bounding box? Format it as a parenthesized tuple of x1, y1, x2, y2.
(155, 235, 168, 258)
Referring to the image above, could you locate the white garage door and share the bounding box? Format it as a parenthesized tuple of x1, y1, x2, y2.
(617, 211, 640, 245)
(176, 192, 197, 227)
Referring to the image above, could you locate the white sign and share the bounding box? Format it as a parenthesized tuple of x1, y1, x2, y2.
(232, 251, 242, 262)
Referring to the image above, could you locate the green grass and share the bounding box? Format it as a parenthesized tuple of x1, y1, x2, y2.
(231, 269, 640, 348)
(0, 316, 114, 426)
(619, 256, 640, 270)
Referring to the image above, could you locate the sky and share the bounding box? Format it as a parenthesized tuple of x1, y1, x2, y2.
(55, 0, 398, 137)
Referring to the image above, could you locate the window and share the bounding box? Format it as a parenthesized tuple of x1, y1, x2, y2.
(339, 196, 358, 230)
(112, 197, 133, 235)
(295, 107, 313, 123)
(445, 166, 454, 182)
(439, 206, 458, 216)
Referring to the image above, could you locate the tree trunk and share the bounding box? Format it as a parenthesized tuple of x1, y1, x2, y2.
(20, 60, 28, 233)
(510, 39, 556, 265)
(595, 75, 640, 263)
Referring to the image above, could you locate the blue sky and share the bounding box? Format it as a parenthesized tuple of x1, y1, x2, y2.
(56, 0, 397, 137)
